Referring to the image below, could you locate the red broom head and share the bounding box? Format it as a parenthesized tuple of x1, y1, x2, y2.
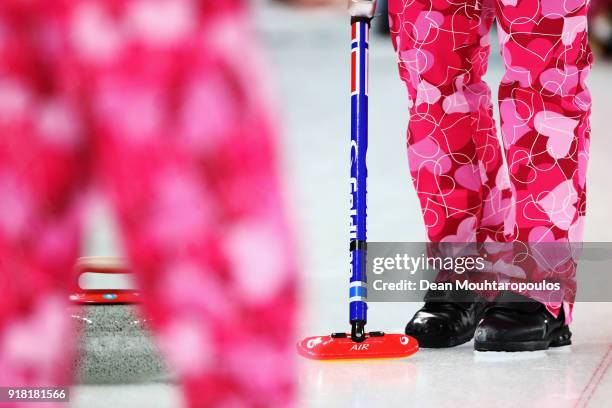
(297, 332, 418, 360)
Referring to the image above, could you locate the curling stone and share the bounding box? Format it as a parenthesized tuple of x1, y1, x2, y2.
(70, 257, 168, 384)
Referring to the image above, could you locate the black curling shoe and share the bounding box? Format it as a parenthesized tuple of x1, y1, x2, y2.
(474, 292, 572, 352)
(405, 290, 491, 348)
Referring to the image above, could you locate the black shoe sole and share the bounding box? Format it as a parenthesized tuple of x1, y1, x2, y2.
(474, 325, 572, 352)
(406, 327, 477, 348)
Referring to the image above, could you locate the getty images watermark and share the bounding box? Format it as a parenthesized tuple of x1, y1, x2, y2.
(365, 242, 612, 302)
(371, 251, 561, 293)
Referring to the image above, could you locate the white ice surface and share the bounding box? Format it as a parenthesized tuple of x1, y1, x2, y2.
(74, 4, 612, 408)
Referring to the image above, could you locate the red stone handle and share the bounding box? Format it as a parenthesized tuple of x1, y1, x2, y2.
(70, 257, 141, 304)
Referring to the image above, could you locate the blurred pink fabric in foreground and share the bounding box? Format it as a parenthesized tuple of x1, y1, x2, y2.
(0, 1, 297, 407)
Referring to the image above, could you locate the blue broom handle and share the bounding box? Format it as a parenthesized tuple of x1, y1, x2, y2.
(349, 17, 370, 342)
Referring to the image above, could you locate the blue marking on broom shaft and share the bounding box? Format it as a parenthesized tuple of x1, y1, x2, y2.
(349, 19, 369, 324)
